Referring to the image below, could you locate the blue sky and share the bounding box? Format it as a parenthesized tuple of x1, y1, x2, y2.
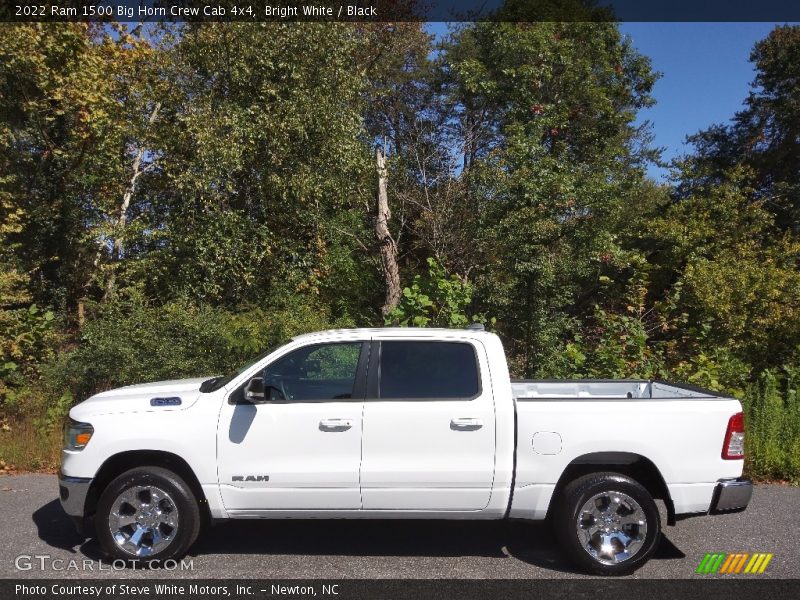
(428, 22, 786, 180)
(621, 22, 784, 179)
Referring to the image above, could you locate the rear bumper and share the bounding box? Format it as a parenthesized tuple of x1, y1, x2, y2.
(710, 477, 752, 514)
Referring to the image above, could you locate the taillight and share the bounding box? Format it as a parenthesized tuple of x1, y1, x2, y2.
(722, 412, 745, 459)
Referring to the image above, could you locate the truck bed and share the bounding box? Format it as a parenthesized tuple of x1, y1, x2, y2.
(508, 378, 742, 520)
(511, 379, 717, 400)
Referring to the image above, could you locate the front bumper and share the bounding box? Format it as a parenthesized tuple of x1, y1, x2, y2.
(58, 471, 92, 519)
(710, 477, 752, 514)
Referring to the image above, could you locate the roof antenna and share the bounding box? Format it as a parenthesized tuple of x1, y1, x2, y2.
(466, 323, 485, 331)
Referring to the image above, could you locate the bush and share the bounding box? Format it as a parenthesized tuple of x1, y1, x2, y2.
(554, 306, 669, 380)
(742, 369, 800, 483)
(45, 294, 348, 406)
(0, 304, 60, 415)
(386, 258, 489, 328)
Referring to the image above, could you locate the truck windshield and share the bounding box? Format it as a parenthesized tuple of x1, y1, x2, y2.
(199, 343, 284, 393)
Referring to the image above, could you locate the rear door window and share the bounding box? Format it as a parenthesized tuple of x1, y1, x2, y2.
(378, 341, 480, 400)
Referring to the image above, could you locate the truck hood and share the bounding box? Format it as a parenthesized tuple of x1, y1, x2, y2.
(69, 377, 211, 420)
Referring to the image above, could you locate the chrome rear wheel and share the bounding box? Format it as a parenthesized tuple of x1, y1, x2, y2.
(576, 490, 648, 565)
(555, 472, 660, 575)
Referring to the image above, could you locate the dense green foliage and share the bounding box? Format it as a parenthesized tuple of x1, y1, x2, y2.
(386, 258, 486, 328)
(1, 20, 798, 480)
(743, 371, 800, 483)
(48, 294, 347, 403)
(445, 21, 658, 376)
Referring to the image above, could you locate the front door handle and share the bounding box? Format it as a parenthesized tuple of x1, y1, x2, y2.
(450, 418, 483, 431)
(319, 418, 353, 432)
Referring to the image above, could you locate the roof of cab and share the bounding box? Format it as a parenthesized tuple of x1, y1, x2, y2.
(291, 327, 492, 342)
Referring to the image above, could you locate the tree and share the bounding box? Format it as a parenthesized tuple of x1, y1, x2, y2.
(141, 24, 377, 319)
(442, 21, 658, 376)
(374, 145, 401, 316)
(356, 23, 445, 313)
(0, 23, 164, 321)
(656, 25, 800, 384)
(684, 25, 800, 233)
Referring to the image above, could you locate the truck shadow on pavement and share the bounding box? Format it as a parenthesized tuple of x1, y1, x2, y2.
(188, 518, 685, 576)
(34, 499, 685, 575)
(32, 499, 102, 558)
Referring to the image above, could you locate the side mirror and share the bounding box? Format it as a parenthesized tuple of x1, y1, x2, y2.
(243, 377, 286, 404)
(243, 377, 266, 403)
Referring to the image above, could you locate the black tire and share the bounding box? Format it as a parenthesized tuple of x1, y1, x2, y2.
(95, 467, 201, 566)
(553, 472, 661, 575)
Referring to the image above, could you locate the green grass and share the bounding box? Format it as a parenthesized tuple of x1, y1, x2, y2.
(0, 418, 61, 473)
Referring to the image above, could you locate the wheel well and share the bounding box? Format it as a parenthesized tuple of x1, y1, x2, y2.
(549, 452, 675, 525)
(86, 450, 211, 525)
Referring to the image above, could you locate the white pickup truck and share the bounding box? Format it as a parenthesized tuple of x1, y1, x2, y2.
(59, 326, 752, 575)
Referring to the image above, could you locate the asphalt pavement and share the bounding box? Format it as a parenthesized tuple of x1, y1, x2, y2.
(0, 474, 796, 579)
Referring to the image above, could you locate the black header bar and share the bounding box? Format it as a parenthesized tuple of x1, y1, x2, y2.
(3, 1, 800, 23)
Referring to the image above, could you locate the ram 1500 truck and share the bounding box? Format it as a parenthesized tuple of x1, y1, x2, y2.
(59, 326, 752, 574)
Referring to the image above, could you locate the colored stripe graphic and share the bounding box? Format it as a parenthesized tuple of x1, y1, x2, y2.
(697, 553, 726, 573)
(744, 553, 774, 574)
(711, 553, 726, 573)
(720, 553, 748, 573)
(696, 553, 713, 573)
(719, 554, 736, 573)
(745, 554, 763, 573)
(699, 552, 773, 574)
(734, 553, 749, 573)
(758, 554, 774, 573)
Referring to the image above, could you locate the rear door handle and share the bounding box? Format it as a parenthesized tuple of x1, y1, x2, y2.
(450, 418, 483, 431)
(319, 418, 353, 432)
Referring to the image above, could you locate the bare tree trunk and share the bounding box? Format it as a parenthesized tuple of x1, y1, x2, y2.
(104, 102, 160, 300)
(375, 145, 401, 317)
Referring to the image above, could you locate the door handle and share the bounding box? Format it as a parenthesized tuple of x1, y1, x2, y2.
(319, 418, 353, 432)
(450, 418, 483, 431)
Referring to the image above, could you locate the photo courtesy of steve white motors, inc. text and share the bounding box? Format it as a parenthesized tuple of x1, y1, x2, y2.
(14, 583, 338, 597)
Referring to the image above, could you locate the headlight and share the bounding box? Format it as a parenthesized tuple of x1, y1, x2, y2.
(63, 418, 94, 451)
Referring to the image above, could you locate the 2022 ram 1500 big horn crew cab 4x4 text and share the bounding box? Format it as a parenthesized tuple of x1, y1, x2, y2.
(59, 326, 751, 575)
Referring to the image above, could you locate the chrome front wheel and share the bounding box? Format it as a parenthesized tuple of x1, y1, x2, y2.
(108, 485, 180, 557)
(576, 490, 648, 565)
